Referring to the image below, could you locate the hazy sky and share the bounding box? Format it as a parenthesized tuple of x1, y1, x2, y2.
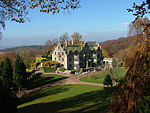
(0, 0, 148, 48)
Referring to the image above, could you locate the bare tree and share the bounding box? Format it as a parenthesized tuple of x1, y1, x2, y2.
(71, 32, 82, 43)
(59, 32, 70, 44)
(45, 40, 53, 50)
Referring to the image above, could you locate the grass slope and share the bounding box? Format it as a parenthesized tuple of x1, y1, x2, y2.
(18, 84, 114, 113)
(80, 68, 126, 84)
(28, 74, 67, 89)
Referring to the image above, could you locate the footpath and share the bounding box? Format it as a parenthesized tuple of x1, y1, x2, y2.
(17, 71, 104, 98)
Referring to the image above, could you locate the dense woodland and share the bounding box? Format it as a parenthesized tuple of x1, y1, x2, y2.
(100, 36, 135, 57)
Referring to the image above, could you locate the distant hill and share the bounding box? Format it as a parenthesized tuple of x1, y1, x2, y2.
(0, 37, 135, 62)
(100, 36, 135, 58)
(0, 52, 4, 55)
(0, 45, 44, 52)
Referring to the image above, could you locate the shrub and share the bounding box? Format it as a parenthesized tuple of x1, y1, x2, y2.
(59, 68, 65, 72)
(43, 61, 60, 67)
(43, 61, 51, 67)
(43, 67, 57, 73)
(30, 63, 36, 71)
(36, 57, 47, 63)
(103, 73, 112, 87)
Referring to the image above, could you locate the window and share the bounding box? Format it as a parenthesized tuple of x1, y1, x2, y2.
(69, 58, 72, 61)
(62, 58, 64, 61)
(55, 52, 56, 55)
(55, 57, 56, 61)
(62, 52, 64, 55)
(58, 46, 60, 49)
(69, 64, 72, 69)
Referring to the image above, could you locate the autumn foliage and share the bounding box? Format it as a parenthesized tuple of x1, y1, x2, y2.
(43, 61, 60, 67)
(100, 36, 135, 58)
(0, 51, 16, 65)
(110, 17, 150, 113)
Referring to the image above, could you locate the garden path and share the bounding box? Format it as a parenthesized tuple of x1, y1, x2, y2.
(17, 71, 104, 98)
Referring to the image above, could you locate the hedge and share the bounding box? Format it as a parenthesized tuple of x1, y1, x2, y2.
(59, 68, 65, 72)
(43, 67, 57, 73)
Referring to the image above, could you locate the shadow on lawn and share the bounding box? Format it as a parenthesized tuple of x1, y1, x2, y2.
(18, 87, 115, 113)
(27, 73, 68, 90)
(19, 84, 71, 105)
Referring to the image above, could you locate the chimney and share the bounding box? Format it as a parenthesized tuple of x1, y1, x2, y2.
(65, 40, 68, 46)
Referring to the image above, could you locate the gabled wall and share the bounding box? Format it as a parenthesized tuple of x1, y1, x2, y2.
(52, 42, 103, 70)
(52, 43, 67, 69)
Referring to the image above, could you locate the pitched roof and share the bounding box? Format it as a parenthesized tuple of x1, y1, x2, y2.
(64, 41, 99, 53)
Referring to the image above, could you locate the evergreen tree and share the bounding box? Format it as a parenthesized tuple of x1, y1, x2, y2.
(13, 54, 27, 91)
(71, 32, 82, 43)
(103, 73, 113, 87)
(2, 57, 13, 89)
(0, 61, 4, 79)
(0, 79, 18, 113)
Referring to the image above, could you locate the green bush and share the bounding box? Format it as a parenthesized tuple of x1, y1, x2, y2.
(59, 68, 65, 72)
(71, 69, 80, 72)
(43, 67, 57, 73)
(103, 73, 112, 87)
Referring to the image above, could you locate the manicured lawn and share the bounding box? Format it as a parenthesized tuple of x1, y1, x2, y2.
(80, 68, 127, 84)
(18, 84, 115, 113)
(27, 74, 67, 89)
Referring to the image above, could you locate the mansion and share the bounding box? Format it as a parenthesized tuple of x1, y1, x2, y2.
(52, 40, 103, 70)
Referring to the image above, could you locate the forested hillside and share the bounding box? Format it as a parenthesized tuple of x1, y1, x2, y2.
(100, 36, 135, 62)
(0, 45, 44, 52)
(0, 36, 136, 65)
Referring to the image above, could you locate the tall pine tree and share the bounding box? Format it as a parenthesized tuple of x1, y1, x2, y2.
(0, 61, 4, 79)
(2, 57, 13, 89)
(13, 54, 27, 91)
(0, 59, 18, 113)
(0, 79, 18, 113)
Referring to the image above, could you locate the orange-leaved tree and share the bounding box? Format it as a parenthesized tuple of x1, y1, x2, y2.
(110, 17, 150, 113)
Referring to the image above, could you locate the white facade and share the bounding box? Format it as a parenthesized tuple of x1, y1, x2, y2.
(52, 42, 103, 70)
(52, 43, 68, 69)
(103, 58, 118, 68)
